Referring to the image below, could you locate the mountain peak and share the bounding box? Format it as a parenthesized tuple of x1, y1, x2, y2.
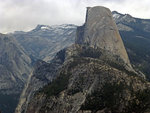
(112, 11, 123, 19)
(76, 6, 131, 68)
(112, 11, 123, 15)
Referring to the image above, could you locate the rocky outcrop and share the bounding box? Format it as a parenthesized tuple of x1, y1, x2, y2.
(25, 6, 150, 113)
(76, 6, 131, 68)
(26, 45, 150, 113)
(15, 50, 65, 113)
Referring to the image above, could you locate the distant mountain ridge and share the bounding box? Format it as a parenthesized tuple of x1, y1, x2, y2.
(13, 24, 76, 62)
(112, 11, 150, 79)
(112, 11, 150, 32)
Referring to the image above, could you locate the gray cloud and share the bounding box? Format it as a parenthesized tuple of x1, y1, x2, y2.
(0, 0, 150, 33)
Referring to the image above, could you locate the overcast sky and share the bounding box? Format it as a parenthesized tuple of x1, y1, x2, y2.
(0, 0, 150, 33)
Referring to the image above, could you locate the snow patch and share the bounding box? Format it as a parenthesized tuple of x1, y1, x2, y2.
(113, 13, 121, 19)
(41, 26, 50, 30)
(51, 24, 76, 29)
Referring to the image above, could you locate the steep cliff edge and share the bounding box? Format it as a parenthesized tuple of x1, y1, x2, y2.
(76, 6, 131, 68)
(24, 6, 150, 113)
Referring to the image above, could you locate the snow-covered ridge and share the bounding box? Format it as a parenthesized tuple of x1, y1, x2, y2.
(29, 24, 76, 34)
(112, 11, 136, 23)
(36, 24, 76, 31)
(50, 24, 76, 29)
(41, 26, 50, 30)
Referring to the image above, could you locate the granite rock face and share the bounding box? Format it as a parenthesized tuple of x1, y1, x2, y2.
(76, 6, 131, 68)
(0, 33, 32, 94)
(0, 33, 32, 113)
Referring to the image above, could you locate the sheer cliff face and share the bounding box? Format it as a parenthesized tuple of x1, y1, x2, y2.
(0, 33, 31, 94)
(0, 33, 32, 113)
(76, 6, 130, 67)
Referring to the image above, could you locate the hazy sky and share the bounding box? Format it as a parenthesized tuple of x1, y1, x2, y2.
(0, 0, 150, 33)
